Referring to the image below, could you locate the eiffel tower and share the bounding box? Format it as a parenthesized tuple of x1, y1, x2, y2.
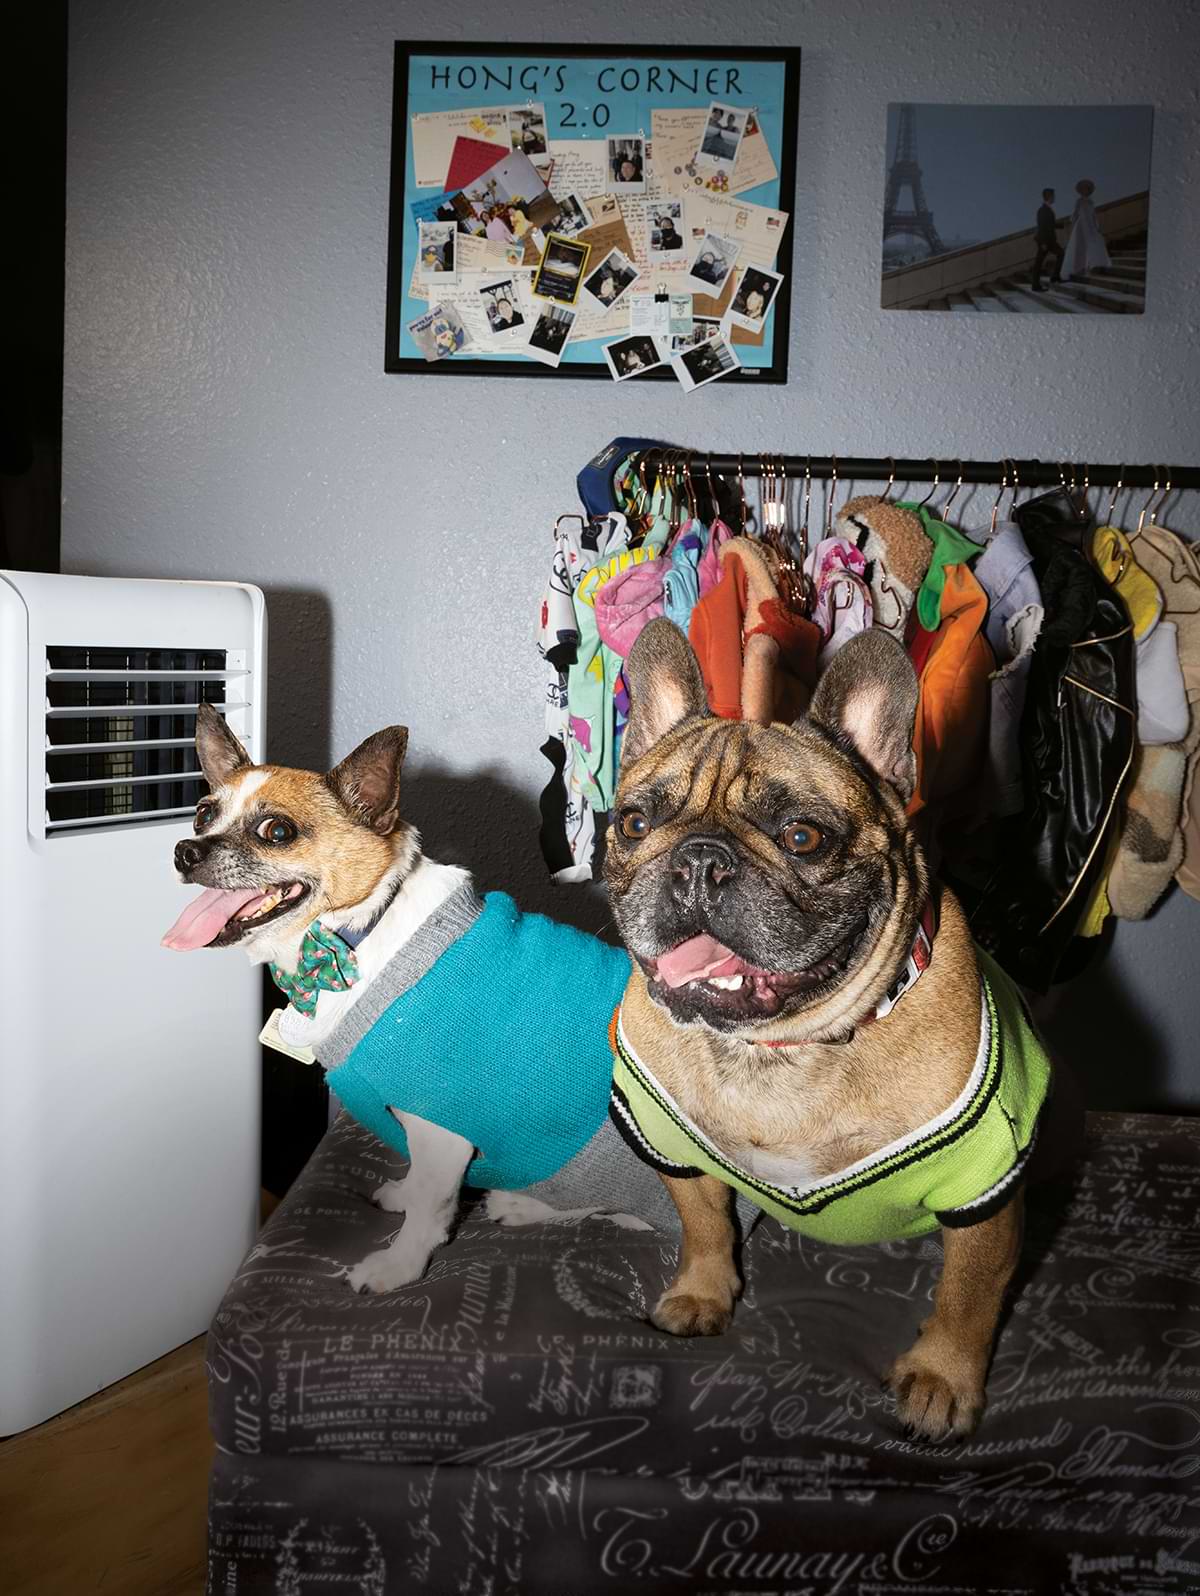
(883, 104, 944, 258)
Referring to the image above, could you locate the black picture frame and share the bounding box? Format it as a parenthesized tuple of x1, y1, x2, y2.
(384, 41, 801, 382)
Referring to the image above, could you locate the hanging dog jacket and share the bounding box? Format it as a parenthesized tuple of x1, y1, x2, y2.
(609, 948, 1052, 1245)
(320, 887, 632, 1190)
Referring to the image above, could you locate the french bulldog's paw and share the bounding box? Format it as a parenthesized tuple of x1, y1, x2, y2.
(371, 1179, 409, 1214)
(885, 1352, 984, 1442)
(345, 1246, 429, 1294)
(652, 1290, 734, 1337)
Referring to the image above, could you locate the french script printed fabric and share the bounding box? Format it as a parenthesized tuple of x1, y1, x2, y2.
(207, 1110, 1200, 1594)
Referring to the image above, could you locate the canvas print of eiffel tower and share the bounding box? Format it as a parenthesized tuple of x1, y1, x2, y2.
(881, 103, 1153, 314)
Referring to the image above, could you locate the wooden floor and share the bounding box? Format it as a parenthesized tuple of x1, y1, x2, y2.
(0, 1335, 212, 1596)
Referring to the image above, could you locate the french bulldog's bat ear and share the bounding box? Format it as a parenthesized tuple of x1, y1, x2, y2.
(326, 726, 409, 835)
(195, 702, 253, 787)
(621, 617, 710, 767)
(808, 630, 919, 806)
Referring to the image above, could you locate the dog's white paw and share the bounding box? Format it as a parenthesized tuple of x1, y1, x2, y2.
(372, 1178, 409, 1214)
(345, 1244, 430, 1294)
(484, 1190, 652, 1230)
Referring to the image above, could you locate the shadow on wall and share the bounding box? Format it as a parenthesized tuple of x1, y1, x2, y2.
(1029, 925, 1170, 1111)
(262, 587, 333, 772)
(402, 763, 613, 941)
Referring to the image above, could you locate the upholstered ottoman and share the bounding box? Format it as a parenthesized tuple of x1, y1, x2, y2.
(206, 1110, 1200, 1594)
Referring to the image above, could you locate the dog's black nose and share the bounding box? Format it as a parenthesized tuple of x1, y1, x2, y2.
(175, 838, 206, 873)
(670, 836, 739, 896)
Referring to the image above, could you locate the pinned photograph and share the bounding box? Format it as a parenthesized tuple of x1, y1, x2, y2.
(418, 220, 457, 279)
(629, 291, 693, 341)
(671, 316, 722, 352)
(460, 150, 561, 245)
(525, 303, 576, 367)
(672, 330, 741, 390)
(582, 247, 639, 311)
(649, 203, 686, 257)
(608, 136, 647, 191)
(532, 234, 592, 304)
(728, 264, 784, 330)
(509, 104, 548, 158)
(686, 230, 741, 294)
(602, 333, 667, 381)
(696, 102, 750, 171)
(407, 303, 471, 362)
(479, 277, 526, 337)
(551, 192, 593, 237)
(880, 103, 1154, 313)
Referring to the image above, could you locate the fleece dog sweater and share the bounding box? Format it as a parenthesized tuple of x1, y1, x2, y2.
(321, 887, 632, 1191)
(610, 948, 1052, 1245)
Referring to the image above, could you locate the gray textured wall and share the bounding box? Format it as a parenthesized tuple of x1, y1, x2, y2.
(63, 0, 1200, 1106)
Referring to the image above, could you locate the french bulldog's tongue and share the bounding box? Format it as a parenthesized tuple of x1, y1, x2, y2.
(161, 887, 265, 951)
(655, 934, 741, 989)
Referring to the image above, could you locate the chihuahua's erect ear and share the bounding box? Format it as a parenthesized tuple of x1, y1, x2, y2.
(620, 617, 710, 768)
(195, 702, 253, 787)
(326, 726, 409, 835)
(807, 630, 919, 806)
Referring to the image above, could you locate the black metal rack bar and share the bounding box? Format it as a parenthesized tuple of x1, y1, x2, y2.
(696, 456, 1199, 491)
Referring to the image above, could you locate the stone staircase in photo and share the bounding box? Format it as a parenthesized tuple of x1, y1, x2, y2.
(927, 248, 1146, 314)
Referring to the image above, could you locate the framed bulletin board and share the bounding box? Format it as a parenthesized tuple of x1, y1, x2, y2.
(384, 43, 801, 383)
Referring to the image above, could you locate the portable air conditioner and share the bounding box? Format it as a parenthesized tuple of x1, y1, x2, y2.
(0, 570, 266, 1435)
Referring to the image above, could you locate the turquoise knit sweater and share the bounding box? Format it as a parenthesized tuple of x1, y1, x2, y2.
(324, 892, 631, 1189)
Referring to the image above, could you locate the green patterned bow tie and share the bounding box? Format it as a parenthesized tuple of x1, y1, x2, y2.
(269, 921, 360, 1017)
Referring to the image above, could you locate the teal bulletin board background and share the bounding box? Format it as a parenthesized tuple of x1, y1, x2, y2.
(391, 48, 792, 371)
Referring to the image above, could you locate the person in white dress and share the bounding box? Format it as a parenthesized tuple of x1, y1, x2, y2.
(1063, 179, 1111, 280)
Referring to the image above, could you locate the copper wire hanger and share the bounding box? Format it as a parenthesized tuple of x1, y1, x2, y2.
(800, 457, 813, 546)
(704, 452, 719, 523)
(825, 454, 838, 535)
(917, 460, 940, 509)
(1133, 472, 1160, 538)
(1150, 468, 1172, 527)
(878, 456, 896, 502)
(737, 453, 748, 534)
(939, 461, 964, 522)
(1106, 465, 1125, 526)
(989, 461, 1010, 537)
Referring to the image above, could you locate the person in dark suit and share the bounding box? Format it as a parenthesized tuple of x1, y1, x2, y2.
(1032, 187, 1064, 291)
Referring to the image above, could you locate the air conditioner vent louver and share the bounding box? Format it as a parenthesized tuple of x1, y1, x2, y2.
(44, 646, 251, 834)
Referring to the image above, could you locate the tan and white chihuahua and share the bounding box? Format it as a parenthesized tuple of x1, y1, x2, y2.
(163, 706, 650, 1293)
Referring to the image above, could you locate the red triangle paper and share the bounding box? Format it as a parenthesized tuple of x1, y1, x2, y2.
(446, 135, 510, 192)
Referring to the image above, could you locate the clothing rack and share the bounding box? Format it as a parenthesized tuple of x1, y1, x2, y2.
(695, 456, 1200, 491)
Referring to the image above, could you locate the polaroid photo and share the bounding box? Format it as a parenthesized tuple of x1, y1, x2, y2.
(478, 277, 527, 340)
(602, 332, 667, 382)
(685, 229, 741, 295)
(607, 136, 647, 192)
(582, 247, 639, 311)
(551, 192, 593, 237)
(524, 303, 577, 367)
(408, 303, 471, 362)
(670, 316, 722, 352)
(418, 220, 457, 281)
(649, 201, 686, 259)
(508, 102, 548, 159)
(727, 264, 784, 331)
(696, 102, 751, 171)
(671, 330, 741, 391)
(532, 234, 592, 304)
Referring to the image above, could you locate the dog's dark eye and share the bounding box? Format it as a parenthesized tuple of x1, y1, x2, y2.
(257, 816, 296, 846)
(620, 809, 651, 841)
(194, 801, 216, 833)
(780, 821, 822, 856)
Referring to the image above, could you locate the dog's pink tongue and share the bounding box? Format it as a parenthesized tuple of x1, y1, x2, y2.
(655, 934, 740, 989)
(161, 887, 264, 951)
